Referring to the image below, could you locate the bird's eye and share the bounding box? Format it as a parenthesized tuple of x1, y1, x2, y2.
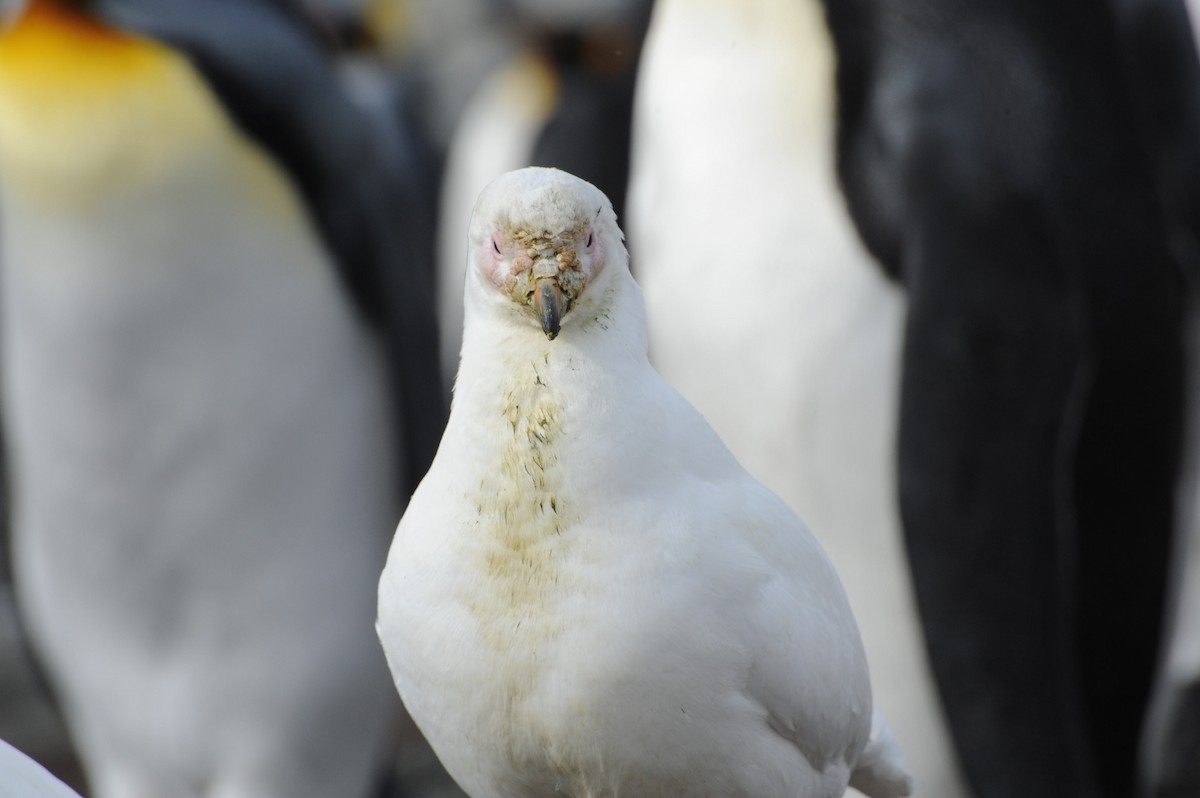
(586, 231, 595, 250)
(492, 236, 502, 255)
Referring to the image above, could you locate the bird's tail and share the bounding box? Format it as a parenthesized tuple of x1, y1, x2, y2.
(848, 708, 915, 798)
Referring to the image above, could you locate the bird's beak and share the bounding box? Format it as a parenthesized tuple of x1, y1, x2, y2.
(534, 277, 564, 340)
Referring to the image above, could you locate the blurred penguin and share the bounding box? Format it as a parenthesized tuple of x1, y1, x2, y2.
(820, 0, 1187, 795)
(0, 1, 446, 796)
(625, 2, 967, 796)
(369, 0, 522, 150)
(434, 0, 651, 388)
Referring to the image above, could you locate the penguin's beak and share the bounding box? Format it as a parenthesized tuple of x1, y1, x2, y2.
(534, 277, 564, 340)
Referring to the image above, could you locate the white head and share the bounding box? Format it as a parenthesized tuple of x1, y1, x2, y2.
(467, 167, 627, 340)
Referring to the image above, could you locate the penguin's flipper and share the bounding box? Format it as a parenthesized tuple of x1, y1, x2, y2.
(82, 0, 446, 489)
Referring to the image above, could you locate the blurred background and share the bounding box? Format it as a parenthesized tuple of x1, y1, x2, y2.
(0, 0, 1197, 797)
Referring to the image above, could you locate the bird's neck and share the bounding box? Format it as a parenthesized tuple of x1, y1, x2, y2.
(434, 271, 650, 621)
(0, 0, 228, 205)
(454, 267, 649, 412)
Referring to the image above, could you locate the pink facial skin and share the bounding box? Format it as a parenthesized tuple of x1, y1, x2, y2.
(481, 225, 603, 301)
(480, 231, 518, 290)
(583, 225, 603, 279)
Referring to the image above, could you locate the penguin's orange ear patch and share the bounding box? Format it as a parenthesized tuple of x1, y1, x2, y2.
(0, 0, 232, 205)
(5, 0, 124, 46)
(0, 0, 166, 95)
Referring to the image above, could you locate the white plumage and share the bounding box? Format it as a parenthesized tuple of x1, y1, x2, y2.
(377, 166, 913, 798)
(0, 6, 398, 795)
(0, 739, 82, 798)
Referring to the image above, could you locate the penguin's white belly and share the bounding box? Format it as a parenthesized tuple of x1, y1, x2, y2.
(0, 139, 399, 782)
(626, 0, 963, 794)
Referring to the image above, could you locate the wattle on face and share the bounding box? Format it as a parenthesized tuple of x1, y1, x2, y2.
(479, 199, 607, 339)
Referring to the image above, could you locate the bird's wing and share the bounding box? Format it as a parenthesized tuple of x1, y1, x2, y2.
(723, 487, 912, 796)
(82, 0, 447, 489)
(848, 708, 915, 798)
(719, 480, 874, 772)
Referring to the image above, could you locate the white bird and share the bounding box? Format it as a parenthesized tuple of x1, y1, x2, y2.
(377, 166, 914, 798)
(0, 738, 82, 798)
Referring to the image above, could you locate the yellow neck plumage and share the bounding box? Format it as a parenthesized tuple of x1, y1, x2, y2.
(0, 0, 229, 204)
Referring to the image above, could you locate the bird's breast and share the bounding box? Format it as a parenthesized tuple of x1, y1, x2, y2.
(443, 354, 608, 765)
(466, 355, 575, 639)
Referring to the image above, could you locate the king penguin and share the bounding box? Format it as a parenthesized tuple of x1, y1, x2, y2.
(0, 1, 446, 796)
(625, 1, 967, 795)
(820, 0, 1187, 795)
